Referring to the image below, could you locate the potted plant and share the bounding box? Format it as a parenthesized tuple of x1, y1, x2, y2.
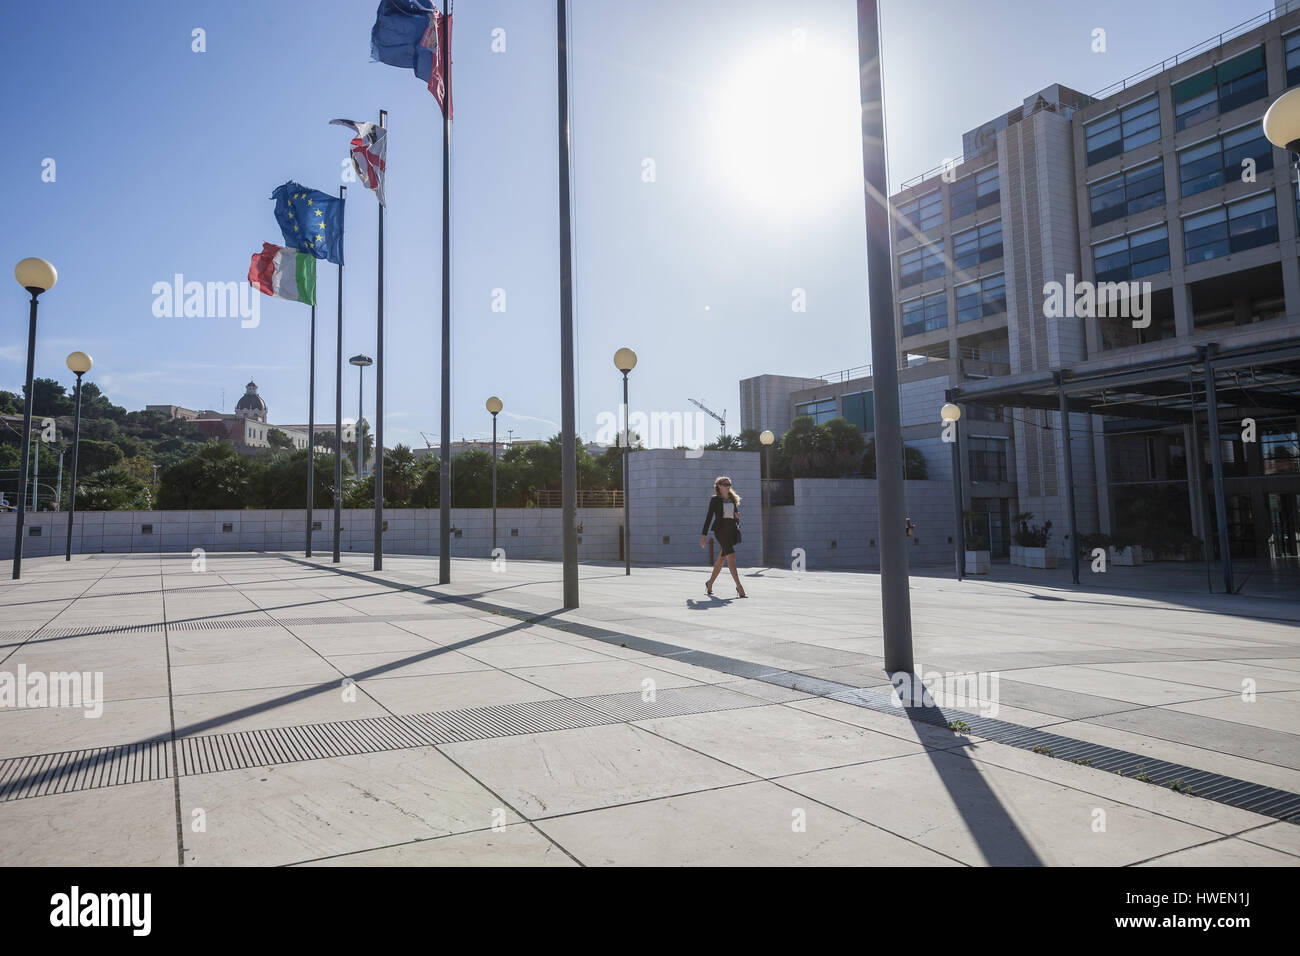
(1013, 515, 1056, 569)
(1010, 512, 1035, 566)
(1108, 530, 1143, 567)
(961, 511, 991, 574)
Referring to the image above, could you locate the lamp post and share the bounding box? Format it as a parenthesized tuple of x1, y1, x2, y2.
(349, 354, 373, 479)
(1264, 88, 1300, 178)
(64, 351, 92, 561)
(760, 429, 774, 567)
(942, 400, 964, 580)
(614, 348, 637, 575)
(12, 258, 57, 580)
(486, 396, 502, 552)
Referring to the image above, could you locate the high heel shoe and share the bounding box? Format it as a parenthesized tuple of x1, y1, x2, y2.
(705, 581, 714, 596)
(736, 584, 747, 598)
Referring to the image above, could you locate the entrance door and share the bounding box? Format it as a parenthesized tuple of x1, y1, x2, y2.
(1267, 492, 1300, 558)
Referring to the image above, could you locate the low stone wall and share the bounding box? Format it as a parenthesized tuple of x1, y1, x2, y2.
(764, 478, 956, 571)
(0, 508, 625, 562)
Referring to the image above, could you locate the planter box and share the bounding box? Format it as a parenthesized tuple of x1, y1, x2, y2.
(1108, 545, 1144, 566)
(965, 550, 990, 574)
(1010, 545, 1023, 566)
(1021, 546, 1057, 569)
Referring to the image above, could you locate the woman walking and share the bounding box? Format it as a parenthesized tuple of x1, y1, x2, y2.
(700, 476, 746, 598)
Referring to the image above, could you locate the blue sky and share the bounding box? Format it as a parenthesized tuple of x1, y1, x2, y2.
(0, 0, 1268, 449)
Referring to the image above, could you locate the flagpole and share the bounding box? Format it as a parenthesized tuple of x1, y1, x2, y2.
(334, 184, 346, 564)
(556, 0, 578, 609)
(374, 108, 387, 571)
(438, 0, 453, 586)
(306, 302, 316, 557)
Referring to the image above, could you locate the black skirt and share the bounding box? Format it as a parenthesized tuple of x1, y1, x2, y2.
(714, 519, 739, 557)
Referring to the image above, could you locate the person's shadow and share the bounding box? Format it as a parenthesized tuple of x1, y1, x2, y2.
(685, 595, 730, 609)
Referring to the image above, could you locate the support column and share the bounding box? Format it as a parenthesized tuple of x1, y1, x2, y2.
(1056, 372, 1080, 585)
(1201, 345, 1233, 594)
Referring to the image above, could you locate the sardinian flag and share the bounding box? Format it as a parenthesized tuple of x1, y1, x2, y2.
(330, 119, 387, 206)
(419, 7, 451, 118)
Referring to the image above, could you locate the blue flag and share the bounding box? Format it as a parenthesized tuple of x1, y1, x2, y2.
(271, 182, 344, 266)
(371, 0, 451, 116)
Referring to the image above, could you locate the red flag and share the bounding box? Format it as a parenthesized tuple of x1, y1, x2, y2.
(330, 119, 387, 206)
(419, 8, 452, 118)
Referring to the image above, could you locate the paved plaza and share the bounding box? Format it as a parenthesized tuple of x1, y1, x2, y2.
(0, 551, 1297, 867)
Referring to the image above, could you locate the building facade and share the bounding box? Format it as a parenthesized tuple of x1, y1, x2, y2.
(743, 3, 1300, 567)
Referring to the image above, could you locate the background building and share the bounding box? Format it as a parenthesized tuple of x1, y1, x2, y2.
(744, 2, 1300, 571)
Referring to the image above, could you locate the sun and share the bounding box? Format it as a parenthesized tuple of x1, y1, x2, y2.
(714, 38, 862, 217)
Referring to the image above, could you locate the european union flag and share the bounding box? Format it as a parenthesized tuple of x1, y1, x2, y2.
(272, 181, 345, 266)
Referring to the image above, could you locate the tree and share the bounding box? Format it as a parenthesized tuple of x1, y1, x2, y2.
(156, 441, 262, 509)
(76, 439, 125, 475)
(77, 467, 152, 511)
(28, 377, 72, 417)
(261, 450, 336, 509)
(862, 440, 929, 480)
(267, 427, 295, 450)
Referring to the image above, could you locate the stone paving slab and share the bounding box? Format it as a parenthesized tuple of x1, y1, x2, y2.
(0, 551, 1296, 867)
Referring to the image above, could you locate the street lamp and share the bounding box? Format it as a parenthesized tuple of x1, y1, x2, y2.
(12, 257, 57, 580)
(1263, 88, 1300, 175)
(941, 400, 965, 580)
(486, 396, 503, 551)
(614, 347, 637, 575)
(64, 350, 93, 562)
(760, 429, 774, 566)
(348, 354, 373, 479)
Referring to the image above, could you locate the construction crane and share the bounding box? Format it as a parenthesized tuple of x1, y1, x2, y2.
(688, 398, 726, 438)
(419, 432, 437, 456)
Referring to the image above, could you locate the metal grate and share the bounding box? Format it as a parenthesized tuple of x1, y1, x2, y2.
(0, 686, 771, 799)
(0, 740, 171, 801)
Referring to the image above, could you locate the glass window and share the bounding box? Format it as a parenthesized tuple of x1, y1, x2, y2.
(968, 437, 1009, 482)
(1085, 95, 1161, 165)
(794, 398, 837, 425)
(898, 243, 945, 288)
(901, 292, 947, 337)
(1173, 47, 1267, 131)
(1227, 192, 1278, 252)
(952, 220, 1002, 269)
(1287, 31, 1300, 87)
(1093, 224, 1170, 281)
(841, 391, 875, 433)
(1179, 124, 1275, 199)
(955, 274, 1006, 323)
(1089, 161, 1164, 225)
(1183, 193, 1278, 264)
(950, 166, 1000, 220)
(1183, 206, 1229, 263)
(896, 189, 943, 238)
(1262, 426, 1299, 474)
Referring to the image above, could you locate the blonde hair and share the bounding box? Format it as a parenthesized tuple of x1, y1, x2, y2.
(713, 476, 741, 505)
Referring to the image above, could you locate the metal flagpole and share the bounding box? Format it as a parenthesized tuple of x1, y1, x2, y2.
(307, 303, 316, 557)
(65, 372, 84, 561)
(375, 109, 387, 571)
(334, 184, 346, 563)
(856, 0, 913, 673)
(557, 0, 579, 608)
(439, 1, 453, 585)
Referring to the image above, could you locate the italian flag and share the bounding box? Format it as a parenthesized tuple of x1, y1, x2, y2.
(248, 242, 316, 305)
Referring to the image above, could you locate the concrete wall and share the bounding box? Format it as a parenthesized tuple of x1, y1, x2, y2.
(627, 449, 763, 566)
(766, 478, 956, 571)
(0, 508, 626, 562)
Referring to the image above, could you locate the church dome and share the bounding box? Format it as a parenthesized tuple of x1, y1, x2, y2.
(235, 380, 267, 416)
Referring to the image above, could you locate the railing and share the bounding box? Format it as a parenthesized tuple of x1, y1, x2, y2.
(533, 489, 623, 508)
(898, 0, 1300, 190)
(1087, 2, 1297, 103)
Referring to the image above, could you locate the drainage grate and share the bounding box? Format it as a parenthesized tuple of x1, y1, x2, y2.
(0, 740, 171, 801)
(820, 684, 1300, 823)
